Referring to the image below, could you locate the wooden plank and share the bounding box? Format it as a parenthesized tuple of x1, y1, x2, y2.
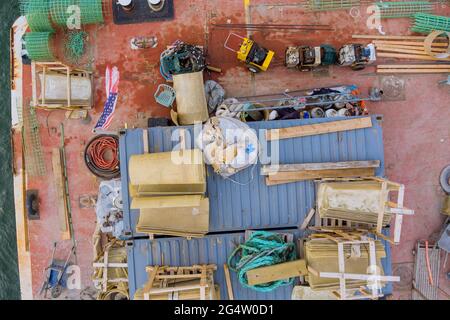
(246, 260, 307, 286)
(393, 185, 405, 244)
(377, 64, 450, 69)
(375, 44, 448, 52)
(267, 168, 375, 182)
(377, 69, 450, 74)
(376, 182, 388, 234)
(142, 129, 149, 154)
(373, 40, 448, 47)
(223, 264, 234, 300)
(262, 160, 380, 174)
(300, 208, 316, 230)
(266, 117, 372, 141)
(353, 34, 447, 40)
(377, 52, 450, 61)
(52, 148, 71, 240)
(376, 47, 431, 56)
(143, 266, 159, 300)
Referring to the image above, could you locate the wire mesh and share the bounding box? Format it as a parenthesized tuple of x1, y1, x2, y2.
(411, 13, 450, 33)
(376, 2, 434, 18)
(20, 0, 54, 32)
(50, 0, 76, 26)
(21, 0, 104, 29)
(51, 0, 104, 27)
(79, 0, 104, 25)
(24, 32, 55, 61)
(305, 0, 361, 11)
(22, 104, 46, 177)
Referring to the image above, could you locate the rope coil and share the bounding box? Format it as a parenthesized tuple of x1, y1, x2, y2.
(228, 231, 297, 292)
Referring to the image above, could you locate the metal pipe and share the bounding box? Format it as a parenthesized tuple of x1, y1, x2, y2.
(229, 91, 358, 105)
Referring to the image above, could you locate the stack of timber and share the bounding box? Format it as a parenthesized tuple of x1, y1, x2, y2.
(262, 160, 380, 186)
(304, 237, 386, 291)
(129, 149, 209, 238)
(134, 265, 219, 300)
(317, 180, 393, 226)
(352, 34, 450, 71)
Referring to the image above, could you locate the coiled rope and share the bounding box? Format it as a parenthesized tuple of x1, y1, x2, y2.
(227, 231, 297, 292)
(85, 135, 120, 179)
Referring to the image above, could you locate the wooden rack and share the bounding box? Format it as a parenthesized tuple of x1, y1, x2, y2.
(140, 265, 218, 300)
(32, 61, 93, 110)
(306, 230, 400, 300)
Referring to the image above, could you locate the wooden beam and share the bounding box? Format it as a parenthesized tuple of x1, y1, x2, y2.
(374, 44, 448, 52)
(266, 117, 372, 141)
(373, 40, 448, 47)
(394, 185, 405, 244)
(266, 168, 375, 186)
(377, 64, 450, 69)
(377, 52, 450, 61)
(262, 160, 380, 174)
(376, 181, 388, 234)
(142, 129, 149, 154)
(223, 264, 234, 300)
(377, 69, 450, 74)
(246, 260, 307, 286)
(376, 47, 432, 56)
(300, 209, 316, 230)
(353, 34, 447, 40)
(52, 148, 71, 240)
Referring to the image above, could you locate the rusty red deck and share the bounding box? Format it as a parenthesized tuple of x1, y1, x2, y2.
(12, 0, 450, 299)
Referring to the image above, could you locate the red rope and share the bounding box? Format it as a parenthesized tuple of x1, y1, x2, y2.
(87, 136, 119, 171)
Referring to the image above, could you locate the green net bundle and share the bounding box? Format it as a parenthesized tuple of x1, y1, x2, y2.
(21, 0, 104, 30)
(411, 13, 450, 33)
(79, 0, 104, 25)
(50, 0, 76, 26)
(25, 32, 55, 61)
(306, 0, 361, 11)
(20, 0, 54, 32)
(51, 0, 104, 27)
(376, 2, 434, 19)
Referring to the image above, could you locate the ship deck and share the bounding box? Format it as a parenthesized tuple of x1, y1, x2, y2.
(11, 0, 450, 299)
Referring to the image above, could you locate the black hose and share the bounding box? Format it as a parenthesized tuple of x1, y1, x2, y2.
(84, 134, 121, 179)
